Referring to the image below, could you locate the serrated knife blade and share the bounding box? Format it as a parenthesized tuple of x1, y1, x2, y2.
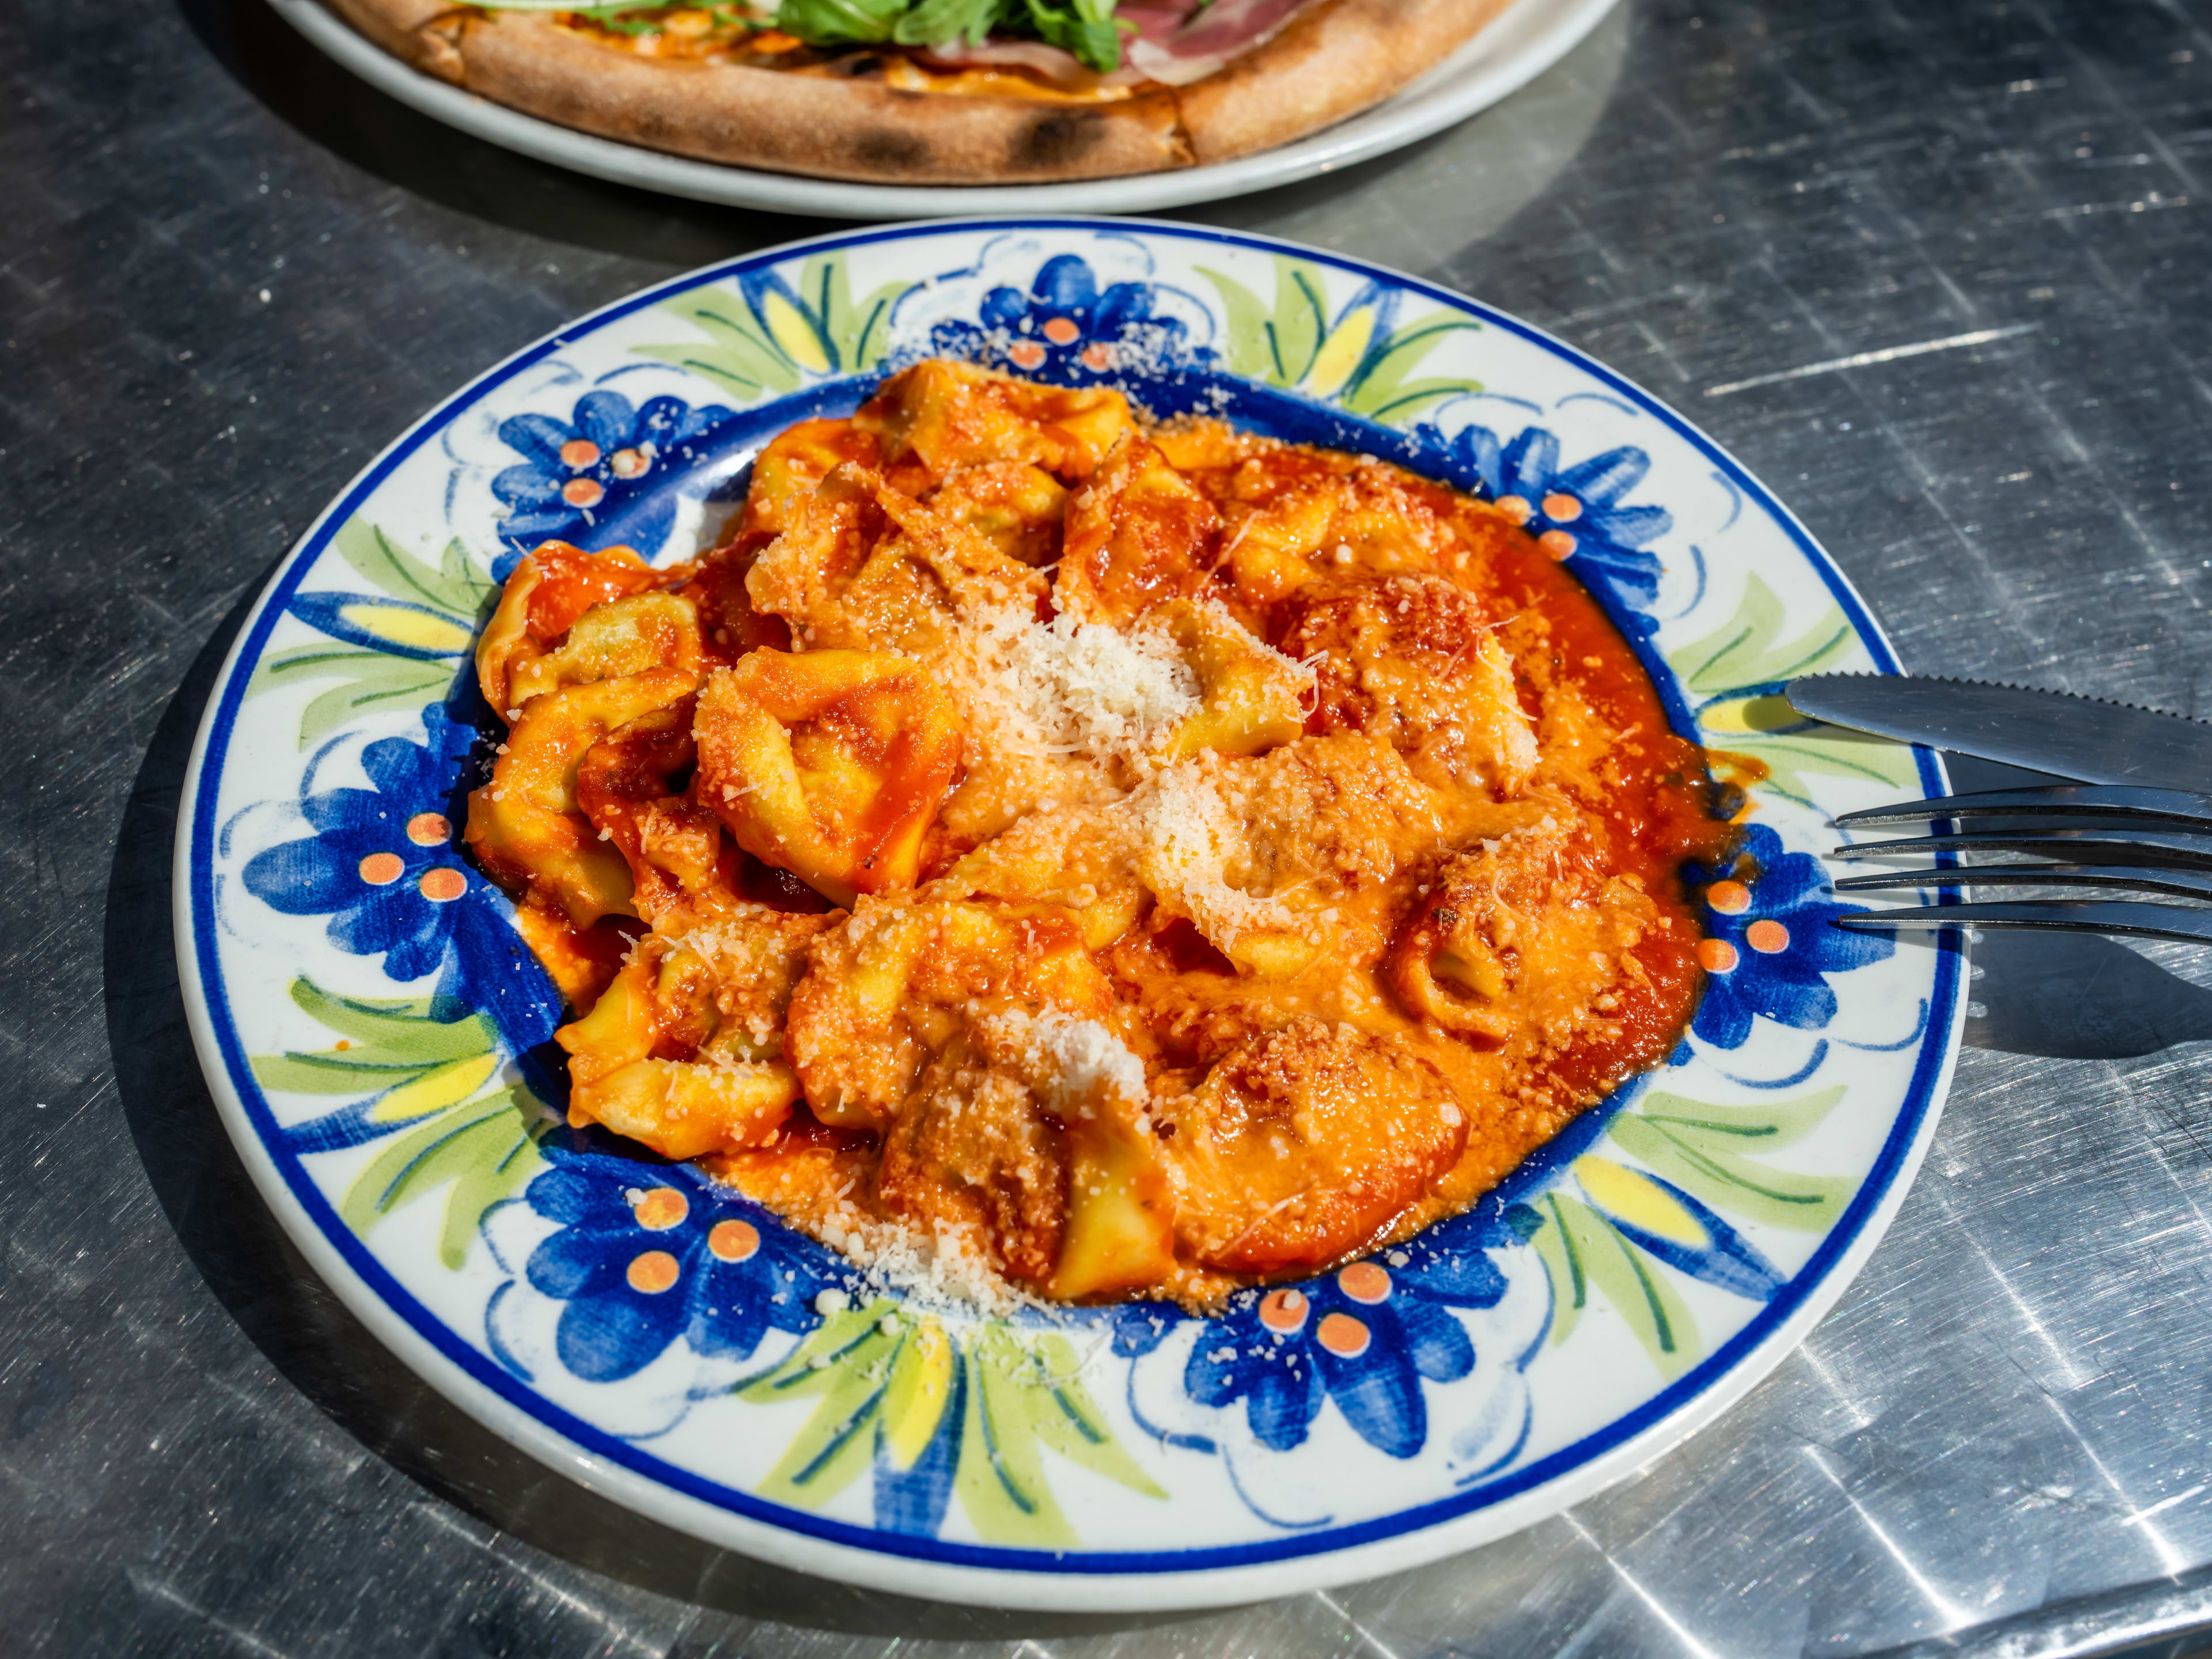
(1784, 675, 2212, 792)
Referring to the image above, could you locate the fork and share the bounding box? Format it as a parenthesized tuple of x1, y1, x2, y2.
(1825, 784, 2212, 942)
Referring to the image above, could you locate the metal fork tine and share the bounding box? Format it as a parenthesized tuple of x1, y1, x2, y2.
(1832, 827, 2212, 869)
(1835, 784, 2212, 832)
(1832, 862, 2212, 902)
(1835, 901, 2212, 944)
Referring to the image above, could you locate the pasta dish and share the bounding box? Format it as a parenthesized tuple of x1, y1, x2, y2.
(464, 359, 1733, 1305)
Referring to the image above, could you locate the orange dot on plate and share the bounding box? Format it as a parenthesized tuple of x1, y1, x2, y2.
(418, 867, 466, 903)
(1539, 529, 1578, 560)
(1337, 1262, 1391, 1304)
(562, 478, 604, 509)
(1494, 494, 1532, 525)
(1745, 918, 1790, 954)
(1041, 316, 1081, 345)
(1316, 1312, 1370, 1358)
(1008, 340, 1047, 370)
(357, 852, 403, 886)
(635, 1187, 688, 1231)
(1706, 878, 1752, 915)
(1081, 342, 1113, 371)
(609, 447, 649, 479)
(1698, 938, 1740, 974)
(559, 438, 600, 470)
(627, 1250, 680, 1294)
(709, 1219, 759, 1262)
(406, 812, 450, 846)
(1258, 1288, 1308, 1334)
(1541, 492, 1583, 521)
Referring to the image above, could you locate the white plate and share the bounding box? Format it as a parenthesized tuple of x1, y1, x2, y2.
(176, 218, 1963, 1610)
(268, 0, 1618, 217)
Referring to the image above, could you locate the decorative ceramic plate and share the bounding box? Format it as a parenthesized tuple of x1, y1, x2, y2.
(176, 219, 1963, 1611)
(267, 0, 1615, 219)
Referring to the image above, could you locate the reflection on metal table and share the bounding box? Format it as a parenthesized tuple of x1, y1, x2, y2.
(10, 0, 2212, 1653)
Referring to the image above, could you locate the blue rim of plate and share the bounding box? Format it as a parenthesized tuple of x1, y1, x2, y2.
(177, 216, 1964, 1587)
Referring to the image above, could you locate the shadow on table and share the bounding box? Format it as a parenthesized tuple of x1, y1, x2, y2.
(101, 592, 1188, 1643)
(1965, 930, 2212, 1057)
(1923, 757, 2212, 1060)
(176, 0, 829, 268)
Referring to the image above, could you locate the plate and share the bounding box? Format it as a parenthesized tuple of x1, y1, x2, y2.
(267, 0, 1617, 218)
(176, 218, 1964, 1611)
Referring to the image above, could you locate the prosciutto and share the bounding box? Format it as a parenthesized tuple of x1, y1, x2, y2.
(1122, 0, 1314, 85)
(915, 38, 1101, 78)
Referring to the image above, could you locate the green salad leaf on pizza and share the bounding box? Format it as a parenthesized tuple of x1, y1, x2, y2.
(774, 0, 1128, 73)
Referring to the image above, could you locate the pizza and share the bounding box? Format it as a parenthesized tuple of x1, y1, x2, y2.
(464, 359, 1733, 1305)
(321, 0, 1520, 184)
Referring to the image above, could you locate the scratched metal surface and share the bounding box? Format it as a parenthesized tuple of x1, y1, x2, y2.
(11, 0, 2212, 1652)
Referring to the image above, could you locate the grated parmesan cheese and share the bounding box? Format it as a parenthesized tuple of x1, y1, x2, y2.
(979, 1003, 1148, 1117)
(1132, 759, 1297, 940)
(814, 1205, 1044, 1319)
(969, 604, 1199, 763)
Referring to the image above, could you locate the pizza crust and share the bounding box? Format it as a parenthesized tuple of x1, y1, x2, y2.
(321, 0, 461, 70)
(1177, 0, 1520, 164)
(319, 0, 1512, 184)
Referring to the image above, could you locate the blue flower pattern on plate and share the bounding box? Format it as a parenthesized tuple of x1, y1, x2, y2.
(1423, 422, 1672, 612)
(493, 390, 736, 567)
(925, 253, 1203, 382)
(241, 705, 524, 994)
(1692, 821, 1894, 1049)
(523, 1152, 828, 1384)
(1116, 1221, 1511, 1459)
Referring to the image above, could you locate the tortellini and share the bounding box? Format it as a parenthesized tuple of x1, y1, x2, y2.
(854, 357, 1132, 483)
(465, 668, 699, 927)
(783, 895, 1119, 1131)
(1146, 599, 1308, 761)
(1056, 435, 1219, 626)
(1387, 817, 1660, 1048)
(555, 928, 824, 1160)
(476, 542, 667, 715)
(462, 359, 1732, 1306)
(1156, 1018, 1466, 1274)
(695, 649, 964, 908)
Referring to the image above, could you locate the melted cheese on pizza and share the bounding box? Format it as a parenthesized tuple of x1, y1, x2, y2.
(465, 359, 1733, 1306)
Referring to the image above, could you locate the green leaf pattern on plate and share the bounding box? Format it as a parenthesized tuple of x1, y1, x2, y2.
(248, 519, 487, 747)
(634, 253, 915, 398)
(1529, 1190, 1699, 1378)
(1520, 1082, 1851, 1377)
(741, 1302, 1163, 1547)
(252, 979, 544, 1270)
(1668, 572, 1916, 806)
(1609, 1088, 1854, 1233)
(1198, 255, 1483, 423)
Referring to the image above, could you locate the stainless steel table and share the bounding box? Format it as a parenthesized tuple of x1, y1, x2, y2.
(10, 0, 2212, 1653)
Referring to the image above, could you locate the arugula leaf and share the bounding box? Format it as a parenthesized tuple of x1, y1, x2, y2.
(1020, 0, 1122, 71)
(891, 0, 1013, 48)
(774, 0, 909, 43)
(770, 0, 1130, 74)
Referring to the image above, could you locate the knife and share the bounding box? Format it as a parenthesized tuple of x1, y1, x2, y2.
(1784, 675, 2212, 793)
